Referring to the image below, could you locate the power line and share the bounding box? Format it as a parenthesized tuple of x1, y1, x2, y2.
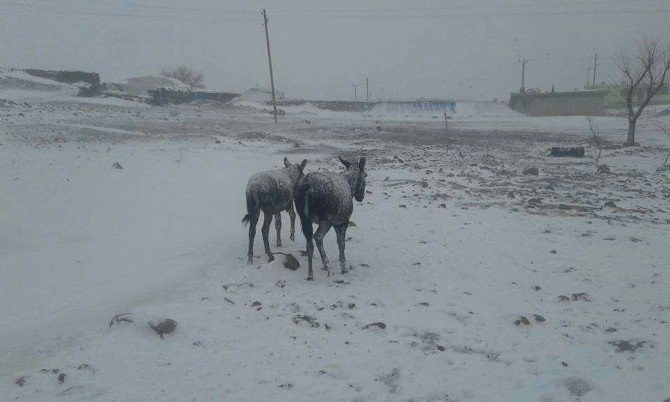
(1, 1, 668, 22)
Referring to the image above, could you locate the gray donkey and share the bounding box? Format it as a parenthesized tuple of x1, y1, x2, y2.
(295, 156, 367, 280)
(242, 157, 307, 264)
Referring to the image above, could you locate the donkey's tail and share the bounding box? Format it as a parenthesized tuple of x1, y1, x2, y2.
(295, 183, 313, 238)
(242, 194, 259, 226)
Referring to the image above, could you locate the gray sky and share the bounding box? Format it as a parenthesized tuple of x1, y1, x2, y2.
(1, 0, 669, 100)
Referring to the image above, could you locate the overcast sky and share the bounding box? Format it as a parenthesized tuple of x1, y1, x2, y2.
(1, 0, 669, 100)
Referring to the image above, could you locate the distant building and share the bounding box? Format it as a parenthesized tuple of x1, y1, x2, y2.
(508, 90, 606, 116)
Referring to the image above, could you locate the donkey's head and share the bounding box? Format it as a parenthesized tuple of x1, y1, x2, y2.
(339, 156, 367, 202)
(283, 157, 308, 185)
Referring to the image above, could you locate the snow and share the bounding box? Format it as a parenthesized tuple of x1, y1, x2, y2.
(1, 86, 669, 401)
(122, 76, 191, 96)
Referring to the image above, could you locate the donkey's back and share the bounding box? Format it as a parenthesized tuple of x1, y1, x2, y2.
(295, 171, 353, 225)
(245, 170, 294, 216)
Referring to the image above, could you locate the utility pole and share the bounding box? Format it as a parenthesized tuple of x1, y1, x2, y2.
(366, 77, 369, 101)
(592, 53, 598, 88)
(519, 58, 529, 93)
(353, 84, 357, 101)
(262, 9, 278, 123)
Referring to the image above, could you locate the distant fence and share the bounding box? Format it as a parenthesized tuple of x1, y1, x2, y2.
(370, 101, 456, 114)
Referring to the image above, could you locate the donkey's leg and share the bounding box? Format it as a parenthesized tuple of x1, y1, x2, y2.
(302, 221, 315, 280)
(261, 212, 274, 262)
(334, 224, 348, 274)
(274, 212, 282, 247)
(314, 221, 332, 276)
(287, 205, 296, 241)
(247, 211, 260, 265)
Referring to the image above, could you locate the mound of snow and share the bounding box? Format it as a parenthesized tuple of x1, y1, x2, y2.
(122, 76, 191, 96)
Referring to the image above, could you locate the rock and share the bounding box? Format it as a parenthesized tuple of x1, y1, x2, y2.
(523, 167, 539, 176)
(109, 313, 133, 328)
(571, 292, 591, 301)
(534, 314, 546, 322)
(549, 249, 557, 254)
(58, 373, 66, 384)
(532, 285, 541, 291)
(527, 197, 542, 205)
(364, 322, 386, 330)
(558, 295, 570, 302)
(608, 339, 649, 352)
(507, 191, 515, 199)
(549, 146, 585, 157)
(280, 253, 300, 271)
(563, 377, 592, 396)
(604, 201, 618, 208)
(149, 319, 177, 338)
(398, 204, 407, 208)
(251, 301, 262, 311)
(292, 314, 320, 328)
(597, 164, 611, 174)
(112, 162, 123, 169)
(15, 376, 28, 387)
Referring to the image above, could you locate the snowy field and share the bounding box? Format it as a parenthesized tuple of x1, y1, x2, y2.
(1, 78, 670, 401)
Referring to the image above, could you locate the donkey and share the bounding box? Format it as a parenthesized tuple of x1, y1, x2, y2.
(294, 156, 367, 280)
(242, 157, 307, 264)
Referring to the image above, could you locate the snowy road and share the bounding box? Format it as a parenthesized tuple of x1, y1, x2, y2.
(1, 90, 669, 401)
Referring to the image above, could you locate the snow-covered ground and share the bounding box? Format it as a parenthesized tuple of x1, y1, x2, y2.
(1, 81, 670, 401)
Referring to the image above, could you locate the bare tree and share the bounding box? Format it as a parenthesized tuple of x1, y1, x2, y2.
(658, 121, 670, 169)
(159, 65, 206, 89)
(616, 39, 670, 146)
(586, 117, 602, 164)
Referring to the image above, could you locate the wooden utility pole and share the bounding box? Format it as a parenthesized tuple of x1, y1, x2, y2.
(519, 58, 529, 93)
(262, 9, 278, 123)
(592, 53, 598, 87)
(366, 77, 369, 101)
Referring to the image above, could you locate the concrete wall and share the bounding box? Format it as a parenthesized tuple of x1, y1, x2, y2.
(509, 91, 605, 116)
(149, 89, 239, 106)
(24, 69, 100, 86)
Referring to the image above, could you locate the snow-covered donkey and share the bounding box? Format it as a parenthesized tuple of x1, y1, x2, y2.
(242, 157, 307, 264)
(295, 156, 367, 280)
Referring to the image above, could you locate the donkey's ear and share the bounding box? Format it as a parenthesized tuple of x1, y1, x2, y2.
(359, 157, 366, 170)
(338, 156, 351, 169)
(284, 157, 291, 167)
(299, 159, 307, 171)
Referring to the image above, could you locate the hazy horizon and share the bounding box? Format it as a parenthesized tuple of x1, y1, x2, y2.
(1, 0, 669, 100)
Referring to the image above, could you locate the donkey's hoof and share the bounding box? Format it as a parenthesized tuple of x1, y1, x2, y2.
(276, 241, 282, 247)
(306, 276, 314, 281)
(267, 255, 275, 263)
(289, 234, 295, 241)
(247, 256, 253, 265)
